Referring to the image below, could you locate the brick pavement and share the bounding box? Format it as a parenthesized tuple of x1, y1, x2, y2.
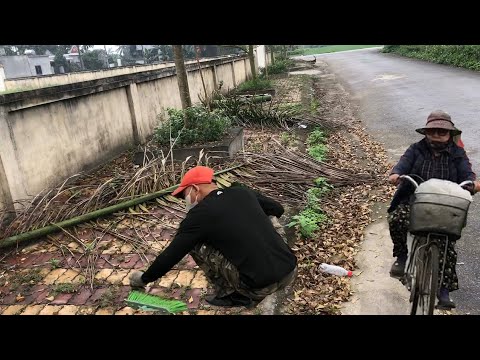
(0, 203, 261, 315)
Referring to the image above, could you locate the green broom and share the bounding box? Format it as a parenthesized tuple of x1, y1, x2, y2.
(125, 290, 188, 314)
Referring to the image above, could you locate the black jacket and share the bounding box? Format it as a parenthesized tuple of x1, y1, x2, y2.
(142, 186, 297, 288)
(388, 138, 476, 212)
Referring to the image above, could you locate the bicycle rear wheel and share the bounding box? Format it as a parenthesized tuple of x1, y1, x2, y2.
(410, 241, 439, 315)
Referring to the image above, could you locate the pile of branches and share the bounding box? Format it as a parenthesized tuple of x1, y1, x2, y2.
(233, 144, 372, 207)
(0, 150, 197, 240)
(211, 92, 297, 129)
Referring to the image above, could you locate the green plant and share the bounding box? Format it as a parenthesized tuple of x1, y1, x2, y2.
(307, 129, 325, 146)
(306, 188, 323, 211)
(154, 106, 231, 147)
(49, 258, 61, 269)
(266, 59, 294, 75)
(310, 98, 320, 114)
(308, 144, 328, 161)
(381, 45, 480, 71)
(288, 208, 327, 238)
(314, 177, 334, 195)
(51, 282, 81, 296)
(307, 128, 327, 161)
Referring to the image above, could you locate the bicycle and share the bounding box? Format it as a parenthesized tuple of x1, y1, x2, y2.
(397, 175, 474, 315)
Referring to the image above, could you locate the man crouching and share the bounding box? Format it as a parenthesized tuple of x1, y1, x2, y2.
(129, 166, 298, 308)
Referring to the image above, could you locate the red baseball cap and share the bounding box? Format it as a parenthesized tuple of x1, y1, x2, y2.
(171, 166, 214, 197)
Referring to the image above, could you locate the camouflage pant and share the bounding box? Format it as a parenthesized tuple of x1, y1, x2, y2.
(189, 217, 297, 301)
(388, 204, 459, 291)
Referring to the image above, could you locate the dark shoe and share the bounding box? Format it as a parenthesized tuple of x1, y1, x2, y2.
(436, 288, 456, 310)
(390, 257, 406, 279)
(206, 292, 253, 307)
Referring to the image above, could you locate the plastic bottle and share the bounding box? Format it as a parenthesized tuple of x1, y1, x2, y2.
(319, 263, 353, 277)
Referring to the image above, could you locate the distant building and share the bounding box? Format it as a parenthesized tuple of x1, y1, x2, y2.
(62, 45, 81, 65)
(0, 53, 54, 79)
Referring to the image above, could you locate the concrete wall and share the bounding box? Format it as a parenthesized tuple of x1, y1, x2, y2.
(215, 62, 236, 91)
(0, 54, 254, 212)
(3, 57, 224, 91)
(136, 76, 183, 142)
(1, 89, 134, 202)
(0, 55, 53, 79)
(256, 45, 267, 68)
(233, 59, 247, 85)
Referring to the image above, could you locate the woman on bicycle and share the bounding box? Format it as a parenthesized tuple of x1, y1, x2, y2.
(387, 110, 478, 310)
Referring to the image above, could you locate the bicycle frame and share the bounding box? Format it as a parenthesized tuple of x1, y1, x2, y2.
(397, 175, 472, 315)
(404, 232, 448, 292)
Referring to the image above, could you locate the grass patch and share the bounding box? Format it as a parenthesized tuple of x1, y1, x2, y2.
(51, 282, 83, 296)
(9, 269, 43, 291)
(382, 45, 480, 71)
(293, 45, 381, 56)
(237, 78, 272, 92)
(49, 258, 61, 269)
(264, 59, 294, 75)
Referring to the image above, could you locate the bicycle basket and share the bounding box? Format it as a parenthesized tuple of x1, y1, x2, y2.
(409, 192, 471, 238)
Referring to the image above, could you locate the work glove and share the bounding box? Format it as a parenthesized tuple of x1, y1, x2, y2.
(129, 271, 146, 288)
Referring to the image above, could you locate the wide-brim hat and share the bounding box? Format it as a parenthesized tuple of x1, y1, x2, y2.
(416, 110, 462, 136)
(171, 166, 214, 197)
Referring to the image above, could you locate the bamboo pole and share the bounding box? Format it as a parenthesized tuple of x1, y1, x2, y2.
(0, 164, 243, 250)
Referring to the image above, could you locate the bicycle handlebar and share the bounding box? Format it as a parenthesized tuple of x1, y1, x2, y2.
(399, 175, 474, 191)
(399, 175, 419, 189)
(459, 180, 474, 188)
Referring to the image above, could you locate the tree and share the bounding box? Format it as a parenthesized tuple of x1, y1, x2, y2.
(268, 45, 276, 65)
(116, 45, 139, 65)
(53, 52, 70, 73)
(82, 50, 106, 71)
(144, 48, 160, 63)
(158, 45, 173, 61)
(248, 45, 256, 80)
(173, 45, 192, 127)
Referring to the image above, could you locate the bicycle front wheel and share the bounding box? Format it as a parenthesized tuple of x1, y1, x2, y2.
(410, 242, 439, 315)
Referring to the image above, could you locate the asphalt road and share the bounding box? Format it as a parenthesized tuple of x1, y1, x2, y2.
(318, 48, 480, 315)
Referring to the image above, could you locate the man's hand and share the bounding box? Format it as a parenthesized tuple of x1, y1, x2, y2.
(475, 180, 480, 194)
(388, 174, 400, 185)
(129, 271, 146, 288)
